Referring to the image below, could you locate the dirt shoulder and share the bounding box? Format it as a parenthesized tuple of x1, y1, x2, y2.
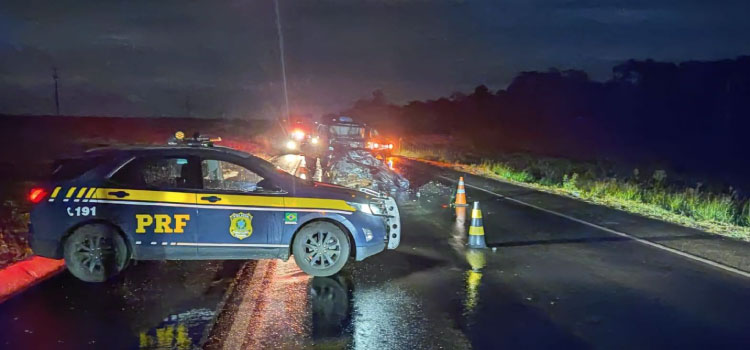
(404, 157, 750, 274)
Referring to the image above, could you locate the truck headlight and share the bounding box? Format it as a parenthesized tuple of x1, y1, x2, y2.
(311, 137, 319, 144)
(286, 140, 297, 150)
(291, 129, 305, 141)
(348, 202, 384, 215)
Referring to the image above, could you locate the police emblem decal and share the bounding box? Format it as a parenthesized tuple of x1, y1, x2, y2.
(229, 212, 253, 240)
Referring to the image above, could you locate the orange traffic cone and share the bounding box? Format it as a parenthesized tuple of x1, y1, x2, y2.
(455, 206, 467, 224)
(468, 201, 487, 248)
(455, 176, 469, 207)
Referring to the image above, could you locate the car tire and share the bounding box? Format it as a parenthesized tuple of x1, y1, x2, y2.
(292, 222, 350, 277)
(63, 223, 129, 282)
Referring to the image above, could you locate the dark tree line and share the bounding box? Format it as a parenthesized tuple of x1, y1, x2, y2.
(342, 56, 750, 185)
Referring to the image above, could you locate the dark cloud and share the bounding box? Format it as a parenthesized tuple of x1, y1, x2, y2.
(1, 0, 749, 118)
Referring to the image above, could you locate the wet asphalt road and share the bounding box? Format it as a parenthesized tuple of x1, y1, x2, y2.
(208, 158, 750, 349)
(1, 158, 749, 349)
(0, 260, 243, 349)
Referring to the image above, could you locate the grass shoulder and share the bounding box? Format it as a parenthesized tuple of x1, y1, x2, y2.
(399, 148, 750, 242)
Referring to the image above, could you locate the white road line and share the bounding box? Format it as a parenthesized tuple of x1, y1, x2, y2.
(439, 175, 750, 279)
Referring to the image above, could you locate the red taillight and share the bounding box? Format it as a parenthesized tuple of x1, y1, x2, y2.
(28, 187, 48, 203)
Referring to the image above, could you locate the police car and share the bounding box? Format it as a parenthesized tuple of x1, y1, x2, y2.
(28, 133, 400, 282)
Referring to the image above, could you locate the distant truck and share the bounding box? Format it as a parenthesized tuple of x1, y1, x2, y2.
(325, 116, 396, 157)
(325, 116, 367, 150)
(290, 116, 395, 178)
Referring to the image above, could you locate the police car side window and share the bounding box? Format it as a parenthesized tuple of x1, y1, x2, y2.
(202, 159, 264, 192)
(111, 157, 200, 189)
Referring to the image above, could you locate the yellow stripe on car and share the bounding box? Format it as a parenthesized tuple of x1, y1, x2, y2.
(94, 188, 196, 204)
(92, 188, 355, 212)
(76, 187, 88, 198)
(63, 187, 77, 202)
(197, 194, 284, 207)
(48, 187, 62, 202)
(284, 197, 355, 212)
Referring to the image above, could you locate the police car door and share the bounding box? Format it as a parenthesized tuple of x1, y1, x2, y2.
(103, 155, 200, 259)
(196, 157, 286, 259)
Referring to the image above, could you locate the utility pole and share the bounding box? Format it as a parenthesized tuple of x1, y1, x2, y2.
(274, 0, 291, 134)
(185, 95, 192, 117)
(52, 67, 60, 115)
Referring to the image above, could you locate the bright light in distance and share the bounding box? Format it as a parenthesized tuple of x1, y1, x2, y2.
(388, 144, 393, 149)
(286, 140, 297, 150)
(311, 137, 319, 144)
(373, 143, 379, 148)
(291, 129, 305, 141)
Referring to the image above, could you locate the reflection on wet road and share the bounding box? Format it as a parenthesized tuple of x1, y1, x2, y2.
(0, 260, 242, 349)
(208, 159, 750, 349)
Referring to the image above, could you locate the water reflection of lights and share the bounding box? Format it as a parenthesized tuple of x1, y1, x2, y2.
(450, 205, 487, 315)
(464, 249, 486, 312)
(455, 206, 467, 225)
(275, 154, 304, 175)
(218, 259, 311, 349)
(245, 259, 310, 349)
(138, 308, 214, 350)
(449, 207, 467, 255)
(352, 285, 423, 349)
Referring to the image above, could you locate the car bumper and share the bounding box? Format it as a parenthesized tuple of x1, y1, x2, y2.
(383, 196, 401, 249)
(355, 241, 385, 261)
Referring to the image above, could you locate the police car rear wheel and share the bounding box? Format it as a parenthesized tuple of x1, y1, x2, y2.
(292, 222, 350, 277)
(64, 224, 129, 282)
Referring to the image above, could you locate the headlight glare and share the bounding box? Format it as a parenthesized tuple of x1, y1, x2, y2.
(348, 202, 384, 215)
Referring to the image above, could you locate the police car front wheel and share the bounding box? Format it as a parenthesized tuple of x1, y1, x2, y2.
(63, 224, 129, 282)
(292, 222, 350, 277)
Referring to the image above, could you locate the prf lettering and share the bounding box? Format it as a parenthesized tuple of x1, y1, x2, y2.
(135, 214, 190, 234)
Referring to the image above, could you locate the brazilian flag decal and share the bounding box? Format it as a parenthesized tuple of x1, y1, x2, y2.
(284, 212, 298, 225)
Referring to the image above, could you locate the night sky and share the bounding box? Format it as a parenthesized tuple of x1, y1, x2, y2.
(1, 0, 749, 119)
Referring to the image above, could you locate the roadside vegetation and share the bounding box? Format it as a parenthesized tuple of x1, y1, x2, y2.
(399, 146, 750, 241)
(0, 183, 32, 268)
